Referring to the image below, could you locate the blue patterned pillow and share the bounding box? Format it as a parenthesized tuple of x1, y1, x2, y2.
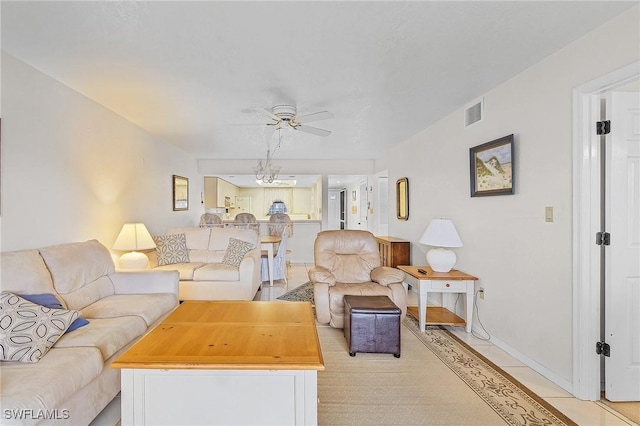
(153, 233, 190, 266)
(0, 292, 79, 363)
(18, 294, 88, 333)
(221, 238, 254, 267)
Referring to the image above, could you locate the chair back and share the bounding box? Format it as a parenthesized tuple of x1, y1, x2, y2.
(199, 213, 223, 228)
(234, 213, 257, 223)
(313, 230, 380, 283)
(232, 213, 259, 233)
(268, 213, 293, 237)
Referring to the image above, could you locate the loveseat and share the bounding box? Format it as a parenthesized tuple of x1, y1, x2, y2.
(0, 239, 179, 425)
(149, 227, 261, 301)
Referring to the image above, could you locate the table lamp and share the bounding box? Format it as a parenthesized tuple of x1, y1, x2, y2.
(419, 219, 463, 272)
(113, 223, 156, 269)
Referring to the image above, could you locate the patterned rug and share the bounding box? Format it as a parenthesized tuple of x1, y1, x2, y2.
(402, 316, 577, 425)
(277, 281, 314, 304)
(279, 286, 576, 424)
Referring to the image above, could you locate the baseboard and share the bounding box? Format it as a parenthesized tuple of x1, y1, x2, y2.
(471, 325, 574, 395)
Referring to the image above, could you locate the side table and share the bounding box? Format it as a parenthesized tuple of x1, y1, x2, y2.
(397, 265, 478, 333)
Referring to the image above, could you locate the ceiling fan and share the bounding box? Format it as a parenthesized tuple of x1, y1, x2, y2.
(244, 105, 333, 137)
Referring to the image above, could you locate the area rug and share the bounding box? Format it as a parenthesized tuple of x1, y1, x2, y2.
(277, 281, 314, 304)
(316, 316, 577, 425)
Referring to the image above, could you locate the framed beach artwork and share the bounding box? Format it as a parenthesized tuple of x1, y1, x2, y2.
(469, 134, 514, 197)
(173, 175, 189, 211)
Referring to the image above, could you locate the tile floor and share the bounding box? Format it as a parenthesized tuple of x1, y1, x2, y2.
(265, 263, 639, 426)
(92, 263, 638, 426)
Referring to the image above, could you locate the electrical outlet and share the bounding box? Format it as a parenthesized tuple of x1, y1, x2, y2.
(479, 288, 485, 300)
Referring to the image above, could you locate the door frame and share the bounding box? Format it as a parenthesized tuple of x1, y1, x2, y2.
(572, 61, 639, 400)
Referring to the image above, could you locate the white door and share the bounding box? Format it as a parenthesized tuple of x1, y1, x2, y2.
(605, 91, 640, 401)
(359, 180, 368, 230)
(327, 190, 341, 230)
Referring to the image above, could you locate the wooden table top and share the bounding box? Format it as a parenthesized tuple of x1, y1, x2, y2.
(112, 301, 324, 371)
(397, 265, 478, 281)
(260, 235, 281, 244)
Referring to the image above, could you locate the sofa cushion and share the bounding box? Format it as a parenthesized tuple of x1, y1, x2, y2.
(0, 249, 57, 296)
(154, 262, 206, 280)
(0, 346, 103, 414)
(81, 294, 176, 326)
(209, 228, 258, 250)
(221, 237, 255, 267)
(18, 293, 89, 333)
(0, 292, 79, 363)
(39, 240, 116, 295)
(54, 316, 147, 360)
(188, 249, 212, 263)
(192, 263, 241, 281)
(57, 275, 116, 312)
(167, 227, 212, 250)
(153, 233, 190, 266)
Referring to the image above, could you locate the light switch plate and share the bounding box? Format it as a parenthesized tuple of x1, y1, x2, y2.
(545, 206, 554, 222)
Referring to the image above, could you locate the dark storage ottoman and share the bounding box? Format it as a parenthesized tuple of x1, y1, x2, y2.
(343, 295, 401, 358)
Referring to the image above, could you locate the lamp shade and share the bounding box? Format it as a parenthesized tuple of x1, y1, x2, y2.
(113, 223, 156, 251)
(419, 219, 463, 248)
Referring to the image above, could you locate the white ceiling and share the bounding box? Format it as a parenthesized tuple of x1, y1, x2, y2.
(2, 1, 633, 163)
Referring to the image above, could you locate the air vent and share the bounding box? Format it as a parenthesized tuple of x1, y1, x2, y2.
(464, 98, 484, 127)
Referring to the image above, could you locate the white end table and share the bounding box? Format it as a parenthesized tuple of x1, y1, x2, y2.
(397, 265, 478, 333)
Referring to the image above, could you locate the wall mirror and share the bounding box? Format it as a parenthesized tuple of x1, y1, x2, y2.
(173, 175, 189, 211)
(396, 177, 409, 220)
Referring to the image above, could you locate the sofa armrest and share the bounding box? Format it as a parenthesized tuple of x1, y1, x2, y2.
(110, 270, 179, 296)
(370, 266, 405, 286)
(308, 265, 336, 286)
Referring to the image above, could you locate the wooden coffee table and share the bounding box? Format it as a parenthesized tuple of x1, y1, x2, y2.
(112, 301, 324, 425)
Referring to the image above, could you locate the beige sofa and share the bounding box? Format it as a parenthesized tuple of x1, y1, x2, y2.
(149, 227, 261, 301)
(0, 239, 179, 425)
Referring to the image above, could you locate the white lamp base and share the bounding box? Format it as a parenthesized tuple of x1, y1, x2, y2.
(119, 251, 149, 270)
(426, 248, 457, 273)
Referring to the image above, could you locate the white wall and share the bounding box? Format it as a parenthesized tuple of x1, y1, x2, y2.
(0, 53, 201, 252)
(377, 6, 640, 389)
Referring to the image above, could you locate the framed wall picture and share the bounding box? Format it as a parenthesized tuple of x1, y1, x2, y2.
(469, 134, 514, 197)
(173, 175, 189, 211)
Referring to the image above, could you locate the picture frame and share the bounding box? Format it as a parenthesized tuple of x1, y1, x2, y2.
(396, 177, 409, 220)
(469, 134, 514, 197)
(173, 175, 189, 211)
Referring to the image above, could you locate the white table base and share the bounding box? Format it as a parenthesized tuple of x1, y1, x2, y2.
(121, 368, 318, 425)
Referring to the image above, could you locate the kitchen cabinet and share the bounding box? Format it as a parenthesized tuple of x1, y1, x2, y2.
(204, 177, 239, 209)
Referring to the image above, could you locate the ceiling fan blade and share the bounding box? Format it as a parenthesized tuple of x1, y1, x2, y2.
(243, 106, 280, 123)
(296, 111, 333, 124)
(296, 124, 331, 137)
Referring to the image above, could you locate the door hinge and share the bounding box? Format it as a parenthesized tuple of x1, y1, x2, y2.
(596, 341, 611, 357)
(596, 231, 611, 246)
(596, 120, 611, 135)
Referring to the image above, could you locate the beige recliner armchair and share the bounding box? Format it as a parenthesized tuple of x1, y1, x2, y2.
(309, 230, 407, 328)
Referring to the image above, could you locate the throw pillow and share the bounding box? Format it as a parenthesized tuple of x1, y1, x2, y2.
(18, 293, 89, 333)
(221, 238, 254, 267)
(0, 292, 80, 363)
(153, 233, 190, 266)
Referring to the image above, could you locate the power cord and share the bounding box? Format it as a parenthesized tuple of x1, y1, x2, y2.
(472, 289, 491, 341)
(450, 291, 490, 340)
